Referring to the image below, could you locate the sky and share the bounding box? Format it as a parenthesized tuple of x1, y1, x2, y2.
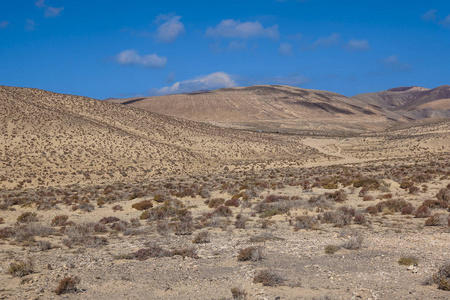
(1, 0, 450, 99)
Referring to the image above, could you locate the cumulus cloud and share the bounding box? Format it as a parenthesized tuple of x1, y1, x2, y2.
(313, 33, 340, 48)
(441, 15, 450, 27)
(278, 42, 293, 56)
(152, 72, 236, 95)
(44, 6, 64, 17)
(228, 40, 247, 51)
(382, 55, 412, 72)
(346, 39, 370, 51)
(422, 9, 450, 28)
(0, 21, 9, 29)
(155, 14, 185, 43)
(116, 50, 167, 68)
(205, 19, 279, 40)
(25, 19, 36, 31)
(35, 0, 45, 8)
(422, 9, 438, 21)
(35, 0, 63, 17)
(165, 71, 176, 83)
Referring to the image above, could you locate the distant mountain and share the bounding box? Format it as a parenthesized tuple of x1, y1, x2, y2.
(352, 85, 450, 119)
(110, 85, 404, 133)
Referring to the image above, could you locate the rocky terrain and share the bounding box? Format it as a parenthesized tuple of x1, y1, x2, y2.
(0, 85, 449, 299)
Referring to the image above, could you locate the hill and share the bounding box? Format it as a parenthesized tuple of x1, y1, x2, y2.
(352, 85, 450, 119)
(0, 85, 322, 189)
(110, 85, 405, 133)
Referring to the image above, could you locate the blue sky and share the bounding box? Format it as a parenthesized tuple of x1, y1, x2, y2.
(1, 0, 449, 99)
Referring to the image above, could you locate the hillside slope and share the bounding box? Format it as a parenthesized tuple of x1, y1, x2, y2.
(110, 85, 404, 133)
(0, 86, 321, 189)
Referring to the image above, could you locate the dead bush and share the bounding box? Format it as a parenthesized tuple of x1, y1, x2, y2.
(17, 212, 38, 223)
(192, 231, 210, 244)
(54, 276, 80, 295)
(293, 215, 319, 230)
(431, 262, 450, 291)
(230, 287, 248, 300)
(51, 215, 69, 227)
(237, 246, 263, 261)
(253, 269, 284, 286)
(7, 258, 33, 277)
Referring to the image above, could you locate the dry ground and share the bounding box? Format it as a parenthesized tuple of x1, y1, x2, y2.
(1, 86, 450, 299)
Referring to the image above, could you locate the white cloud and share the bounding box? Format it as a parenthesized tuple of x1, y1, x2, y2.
(441, 15, 450, 27)
(205, 19, 279, 40)
(422, 9, 450, 28)
(313, 33, 340, 47)
(422, 9, 438, 21)
(0, 21, 9, 29)
(165, 71, 176, 83)
(346, 39, 370, 51)
(116, 50, 167, 69)
(44, 6, 64, 17)
(25, 19, 36, 31)
(152, 72, 236, 95)
(278, 42, 293, 56)
(35, 0, 63, 17)
(382, 55, 412, 72)
(35, 0, 45, 8)
(228, 40, 247, 51)
(155, 14, 185, 43)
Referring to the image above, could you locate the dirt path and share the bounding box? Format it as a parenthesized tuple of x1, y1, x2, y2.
(302, 137, 364, 167)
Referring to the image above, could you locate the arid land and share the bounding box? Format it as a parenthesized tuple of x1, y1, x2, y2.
(0, 85, 449, 299)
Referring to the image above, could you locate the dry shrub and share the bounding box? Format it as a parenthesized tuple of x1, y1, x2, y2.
(7, 258, 33, 277)
(425, 214, 448, 226)
(353, 178, 380, 190)
(171, 247, 199, 259)
(432, 262, 450, 291)
(192, 231, 210, 244)
(341, 231, 363, 250)
(37, 240, 52, 251)
(51, 215, 69, 227)
(17, 212, 38, 223)
(112, 205, 123, 212)
(253, 269, 284, 286)
(206, 198, 225, 208)
(353, 214, 367, 225)
(62, 224, 107, 248)
(134, 245, 172, 260)
(213, 205, 233, 217)
(294, 215, 319, 230)
(131, 200, 153, 211)
(436, 187, 450, 202)
(234, 214, 248, 229)
(401, 204, 415, 215)
(230, 287, 247, 300)
(225, 198, 240, 207)
(99, 216, 120, 224)
(54, 276, 80, 295)
(237, 246, 263, 261)
(0, 227, 15, 239)
(415, 206, 431, 218)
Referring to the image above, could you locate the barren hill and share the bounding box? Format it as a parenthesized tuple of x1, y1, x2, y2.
(353, 85, 450, 119)
(0, 85, 322, 189)
(110, 85, 404, 133)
